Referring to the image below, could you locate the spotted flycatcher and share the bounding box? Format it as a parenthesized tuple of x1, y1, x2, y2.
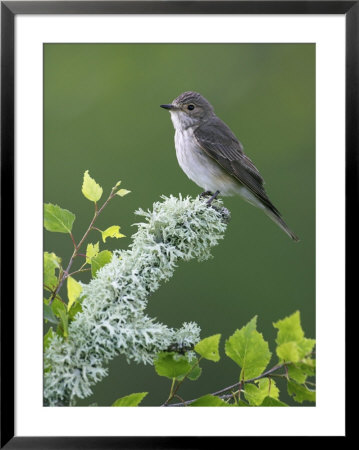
(160, 91, 298, 241)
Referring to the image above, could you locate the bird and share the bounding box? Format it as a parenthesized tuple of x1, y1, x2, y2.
(160, 91, 299, 241)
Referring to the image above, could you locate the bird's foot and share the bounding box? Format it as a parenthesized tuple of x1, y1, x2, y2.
(199, 190, 213, 199)
(203, 190, 231, 223)
(206, 190, 220, 206)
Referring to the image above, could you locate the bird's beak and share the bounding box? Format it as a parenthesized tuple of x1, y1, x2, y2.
(160, 104, 174, 110)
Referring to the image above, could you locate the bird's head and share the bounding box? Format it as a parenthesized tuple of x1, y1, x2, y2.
(160, 91, 214, 130)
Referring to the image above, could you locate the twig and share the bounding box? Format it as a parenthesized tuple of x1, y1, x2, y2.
(67, 268, 91, 277)
(69, 232, 77, 250)
(43, 286, 65, 304)
(166, 362, 286, 407)
(220, 391, 242, 402)
(212, 363, 284, 397)
(48, 188, 118, 305)
(174, 394, 187, 405)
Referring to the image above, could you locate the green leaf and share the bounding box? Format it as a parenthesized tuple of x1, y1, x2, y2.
(154, 352, 192, 379)
(44, 327, 54, 350)
(236, 400, 250, 406)
(225, 316, 271, 381)
(277, 342, 300, 363)
(82, 170, 103, 202)
(298, 338, 316, 357)
(287, 365, 307, 384)
(274, 311, 304, 344)
(114, 180, 122, 188)
(51, 297, 67, 317)
(91, 250, 112, 277)
(186, 364, 202, 381)
(43, 302, 59, 324)
(287, 380, 316, 403)
(44, 252, 61, 290)
(194, 334, 221, 362)
(190, 395, 231, 407)
(112, 392, 148, 407)
(57, 308, 69, 338)
(67, 276, 83, 311)
(260, 397, 288, 406)
(68, 300, 83, 321)
(177, 356, 202, 381)
(44, 203, 75, 234)
(51, 298, 68, 337)
(86, 242, 99, 264)
(287, 360, 315, 384)
(301, 358, 316, 375)
(102, 225, 125, 243)
(244, 378, 279, 406)
(273, 311, 315, 362)
(116, 188, 131, 197)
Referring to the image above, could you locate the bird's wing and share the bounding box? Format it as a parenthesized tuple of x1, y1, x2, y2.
(194, 117, 280, 215)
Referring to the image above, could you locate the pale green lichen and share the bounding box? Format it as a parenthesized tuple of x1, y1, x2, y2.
(44, 195, 229, 406)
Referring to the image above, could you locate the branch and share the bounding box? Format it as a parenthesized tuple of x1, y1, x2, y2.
(166, 362, 285, 407)
(166, 352, 315, 407)
(44, 195, 230, 406)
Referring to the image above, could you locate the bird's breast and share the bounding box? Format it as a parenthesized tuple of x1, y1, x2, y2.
(174, 128, 240, 195)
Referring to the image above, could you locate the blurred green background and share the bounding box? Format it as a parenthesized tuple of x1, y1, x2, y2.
(44, 43, 315, 406)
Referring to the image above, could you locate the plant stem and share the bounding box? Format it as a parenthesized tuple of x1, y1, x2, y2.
(67, 268, 91, 277)
(163, 378, 176, 406)
(161, 357, 202, 406)
(48, 189, 117, 305)
(70, 232, 77, 250)
(173, 394, 186, 405)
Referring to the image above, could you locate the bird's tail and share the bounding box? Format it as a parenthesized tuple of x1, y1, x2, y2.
(264, 208, 299, 242)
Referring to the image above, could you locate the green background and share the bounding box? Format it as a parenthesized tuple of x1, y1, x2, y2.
(44, 43, 315, 406)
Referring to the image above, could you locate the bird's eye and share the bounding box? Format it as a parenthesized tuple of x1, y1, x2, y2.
(187, 104, 195, 111)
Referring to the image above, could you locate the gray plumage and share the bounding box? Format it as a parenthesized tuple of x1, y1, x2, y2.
(160, 91, 299, 241)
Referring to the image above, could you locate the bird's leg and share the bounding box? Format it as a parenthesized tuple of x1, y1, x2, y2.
(199, 190, 213, 199)
(206, 190, 220, 206)
(204, 190, 230, 223)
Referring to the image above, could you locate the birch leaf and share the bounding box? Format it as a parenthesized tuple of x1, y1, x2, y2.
(102, 226, 125, 243)
(44, 204, 75, 234)
(67, 276, 83, 311)
(82, 170, 103, 202)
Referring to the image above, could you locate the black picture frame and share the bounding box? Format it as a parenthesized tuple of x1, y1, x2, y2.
(1, 1, 352, 446)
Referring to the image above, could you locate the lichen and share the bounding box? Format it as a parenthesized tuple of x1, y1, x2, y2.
(44, 195, 229, 406)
